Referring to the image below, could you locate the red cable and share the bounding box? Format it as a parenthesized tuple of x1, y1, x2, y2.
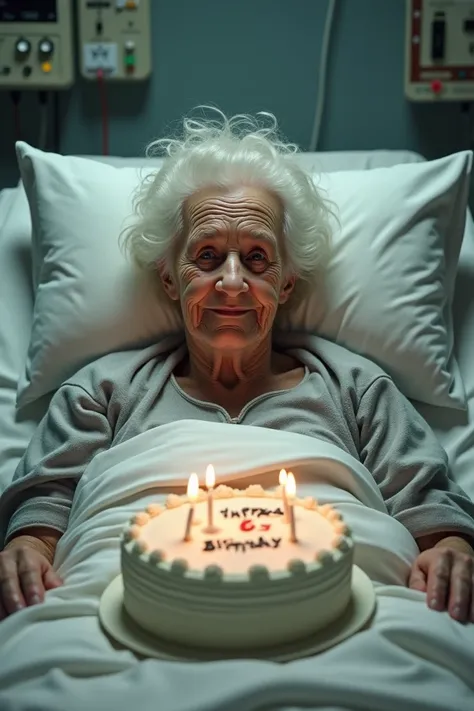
(96, 69, 109, 156)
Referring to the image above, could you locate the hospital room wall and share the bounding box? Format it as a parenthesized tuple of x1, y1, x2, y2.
(0, 0, 472, 194)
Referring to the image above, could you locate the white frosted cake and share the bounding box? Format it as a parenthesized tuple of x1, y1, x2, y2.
(120, 484, 354, 652)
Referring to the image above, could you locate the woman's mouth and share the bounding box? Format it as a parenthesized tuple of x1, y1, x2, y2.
(211, 308, 250, 316)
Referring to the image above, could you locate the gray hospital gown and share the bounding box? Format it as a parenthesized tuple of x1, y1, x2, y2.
(2, 334, 474, 547)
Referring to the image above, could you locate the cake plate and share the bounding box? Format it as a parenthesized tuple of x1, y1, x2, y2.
(99, 565, 376, 662)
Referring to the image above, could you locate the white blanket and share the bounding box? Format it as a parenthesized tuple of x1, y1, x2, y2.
(0, 420, 473, 711)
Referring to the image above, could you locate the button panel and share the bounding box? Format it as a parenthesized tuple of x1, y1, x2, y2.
(0, 3, 74, 88)
(78, 0, 151, 81)
(406, 0, 474, 102)
(1, 35, 61, 85)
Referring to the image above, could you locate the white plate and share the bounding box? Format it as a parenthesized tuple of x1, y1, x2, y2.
(99, 565, 376, 662)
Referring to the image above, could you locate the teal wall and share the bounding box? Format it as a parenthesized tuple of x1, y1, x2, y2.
(0, 0, 471, 189)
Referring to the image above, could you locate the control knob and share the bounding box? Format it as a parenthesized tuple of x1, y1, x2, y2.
(39, 38, 55, 56)
(15, 38, 31, 56)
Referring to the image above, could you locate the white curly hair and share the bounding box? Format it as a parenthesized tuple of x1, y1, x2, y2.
(121, 106, 334, 307)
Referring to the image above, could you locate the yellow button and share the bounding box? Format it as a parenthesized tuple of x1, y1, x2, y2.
(41, 61, 52, 73)
(125, 1, 137, 8)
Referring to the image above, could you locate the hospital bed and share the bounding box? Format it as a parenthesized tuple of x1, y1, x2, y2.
(0, 148, 474, 710)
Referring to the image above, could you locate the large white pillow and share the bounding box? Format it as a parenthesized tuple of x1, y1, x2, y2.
(16, 142, 471, 409)
(277, 155, 471, 408)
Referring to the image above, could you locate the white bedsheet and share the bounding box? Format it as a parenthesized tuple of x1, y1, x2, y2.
(0, 420, 473, 711)
(416, 210, 474, 501)
(0, 185, 44, 497)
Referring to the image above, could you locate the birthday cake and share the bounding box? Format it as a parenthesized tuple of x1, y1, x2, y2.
(120, 483, 354, 652)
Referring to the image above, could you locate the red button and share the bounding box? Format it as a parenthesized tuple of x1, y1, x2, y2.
(431, 79, 443, 94)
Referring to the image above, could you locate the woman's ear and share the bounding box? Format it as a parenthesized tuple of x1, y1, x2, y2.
(279, 275, 296, 305)
(157, 260, 179, 301)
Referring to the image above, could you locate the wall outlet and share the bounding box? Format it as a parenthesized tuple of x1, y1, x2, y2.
(83, 43, 118, 76)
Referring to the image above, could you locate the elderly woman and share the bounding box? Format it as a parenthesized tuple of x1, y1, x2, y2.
(1, 110, 474, 625)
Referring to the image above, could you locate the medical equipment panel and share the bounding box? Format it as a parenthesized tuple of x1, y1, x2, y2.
(0, 0, 74, 88)
(77, 0, 151, 81)
(406, 0, 474, 101)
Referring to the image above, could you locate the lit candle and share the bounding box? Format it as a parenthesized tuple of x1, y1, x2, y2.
(206, 464, 215, 530)
(183, 472, 199, 542)
(279, 469, 290, 523)
(286, 472, 297, 543)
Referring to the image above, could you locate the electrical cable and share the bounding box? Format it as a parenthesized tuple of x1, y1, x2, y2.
(53, 91, 61, 153)
(309, 0, 337, 152)
(10, 90, 22, 143)
(460, 101, 474, 150)
(38, 90, 49, 150)
(97, 68, 109, 156)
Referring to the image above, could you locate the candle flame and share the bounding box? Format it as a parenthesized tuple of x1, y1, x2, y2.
(279, 469, 287, 486)
(187, 472, 199, 501)
(206, 464, 215, 489)
(286, 472, 296, 498)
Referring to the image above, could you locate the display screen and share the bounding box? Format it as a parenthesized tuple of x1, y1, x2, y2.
(0, 1, 57, 23)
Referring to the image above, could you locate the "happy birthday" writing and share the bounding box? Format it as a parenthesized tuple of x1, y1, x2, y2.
(219, 506, 284, 519)
(203, 536, 281, 553)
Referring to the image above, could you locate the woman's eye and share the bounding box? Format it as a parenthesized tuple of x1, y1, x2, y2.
(196, 249, 220, 270)
(247, 251, 267, 266)
(198, 250, 217, 261)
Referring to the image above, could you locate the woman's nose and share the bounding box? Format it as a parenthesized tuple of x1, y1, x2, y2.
(216, 253, 248, 295)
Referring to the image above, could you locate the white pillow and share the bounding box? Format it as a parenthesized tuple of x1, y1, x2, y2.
(16, 142, 471, 409)
(277, 155, 471, 408)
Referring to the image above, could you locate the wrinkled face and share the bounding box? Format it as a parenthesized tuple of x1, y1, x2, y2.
(160, 185, 295, 350)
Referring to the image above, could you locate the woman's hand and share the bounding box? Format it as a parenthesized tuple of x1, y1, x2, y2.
(409, 544, 474, 623)
(0, 538, 63, 620)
